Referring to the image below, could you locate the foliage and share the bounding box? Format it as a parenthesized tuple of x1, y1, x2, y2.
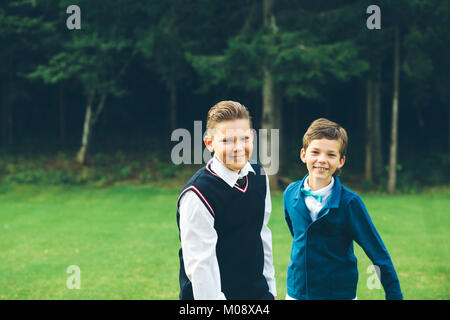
(0, 151, 185, 187)
(0, 0, 448, 192)
(187, 2, 370, 100)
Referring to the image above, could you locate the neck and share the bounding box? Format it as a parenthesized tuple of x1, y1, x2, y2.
(307, 176, 332, 191)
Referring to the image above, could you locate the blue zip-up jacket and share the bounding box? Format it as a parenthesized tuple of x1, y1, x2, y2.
(284, 175, 403, 300)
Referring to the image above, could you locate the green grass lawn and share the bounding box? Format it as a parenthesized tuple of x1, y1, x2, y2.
(0, 183, 448, 299)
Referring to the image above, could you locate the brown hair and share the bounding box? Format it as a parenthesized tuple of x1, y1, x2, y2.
(206, 100, 252, 132)
(303, 118, 348, 159)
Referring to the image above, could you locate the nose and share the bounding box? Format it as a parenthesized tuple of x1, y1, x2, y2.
(317, 153, 327, 163)
(233, 138, 245, 152)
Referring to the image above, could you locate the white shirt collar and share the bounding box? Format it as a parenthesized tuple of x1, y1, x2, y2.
(209, 155, 255, 188)
(304, 176, 335, 197)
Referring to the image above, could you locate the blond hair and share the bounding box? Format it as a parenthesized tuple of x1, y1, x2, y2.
(206, 100, 252, 132)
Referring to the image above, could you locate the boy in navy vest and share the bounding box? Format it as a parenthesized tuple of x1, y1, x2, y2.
(284, 118, 403, 300)
(177, 101, 277, 300)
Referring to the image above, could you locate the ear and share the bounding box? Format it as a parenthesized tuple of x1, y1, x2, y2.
(250, 129, 255, 141)
(338, 155, 346, 168)
(204, 135, 214, 152)
(300, 148, 307, 163)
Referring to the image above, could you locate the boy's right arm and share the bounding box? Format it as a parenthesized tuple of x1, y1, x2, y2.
(179, 191, 226, 300)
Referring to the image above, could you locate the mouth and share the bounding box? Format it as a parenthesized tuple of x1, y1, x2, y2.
(227, 154, 247, 165)
(313, 166, 329, 172)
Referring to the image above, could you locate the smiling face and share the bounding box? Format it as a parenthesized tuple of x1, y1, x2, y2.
(204, 119, 253, 172)
(300, 138, 345, 190)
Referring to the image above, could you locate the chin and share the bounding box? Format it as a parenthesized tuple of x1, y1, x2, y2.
(310, 172, 330, 179)
(226, 159, 248, 171)
(231, 162, 246, 170)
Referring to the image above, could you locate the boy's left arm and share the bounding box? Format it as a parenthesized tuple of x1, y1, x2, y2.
(348, 196, 403, 300)
(260, 174, 277, 299)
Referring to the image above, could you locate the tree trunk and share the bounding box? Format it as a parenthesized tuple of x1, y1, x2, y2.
(59, 83, 66, 147)
(168, 81, 177, 132)
(292, 101, 300, 138)
(3, 57, 14, 147)
(261, 66, 279, 189)
(275, 83, 283, 174)
(5, 61, 14, 146)
(1, 81, 7, 148)
(365, 79, 373, 181)
(76, 91, 107, 165)
(414, 98, 425, 146)
(7, 94, 12, 146)
(262, 0, 273, 27)
(76, 91, 95, 165)
(260, 0, 279, 189)
(387, 26, 400, 195)
(372, 62, 383, 178)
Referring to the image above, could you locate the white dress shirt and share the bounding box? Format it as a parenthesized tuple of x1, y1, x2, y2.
(179, 156, 277, 300)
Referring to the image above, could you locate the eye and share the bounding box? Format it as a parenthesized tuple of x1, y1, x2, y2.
(311, 151, 319, 154)
(222, 138, 233, 143)
(328, 154, 336, 158)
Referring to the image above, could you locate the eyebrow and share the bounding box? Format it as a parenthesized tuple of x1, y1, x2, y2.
(310, 147, 338, 153)
(222, 133, 251, 138)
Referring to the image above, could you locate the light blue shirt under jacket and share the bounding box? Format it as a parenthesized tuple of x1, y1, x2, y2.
(284, 175, 403, 300)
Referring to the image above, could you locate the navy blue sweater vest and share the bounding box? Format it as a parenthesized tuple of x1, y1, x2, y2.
(176, 161, 271, 300)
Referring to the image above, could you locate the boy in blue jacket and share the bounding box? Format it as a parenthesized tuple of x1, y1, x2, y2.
(284, 118, 403, 300)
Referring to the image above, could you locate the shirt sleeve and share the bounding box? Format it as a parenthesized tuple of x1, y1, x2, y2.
(179, 190, 226, 300)
(348, 196, 403, 300)
(260, 174, 277, 297)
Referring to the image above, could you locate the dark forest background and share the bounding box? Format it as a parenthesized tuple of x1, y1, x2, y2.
(1, 0, 449, 192)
